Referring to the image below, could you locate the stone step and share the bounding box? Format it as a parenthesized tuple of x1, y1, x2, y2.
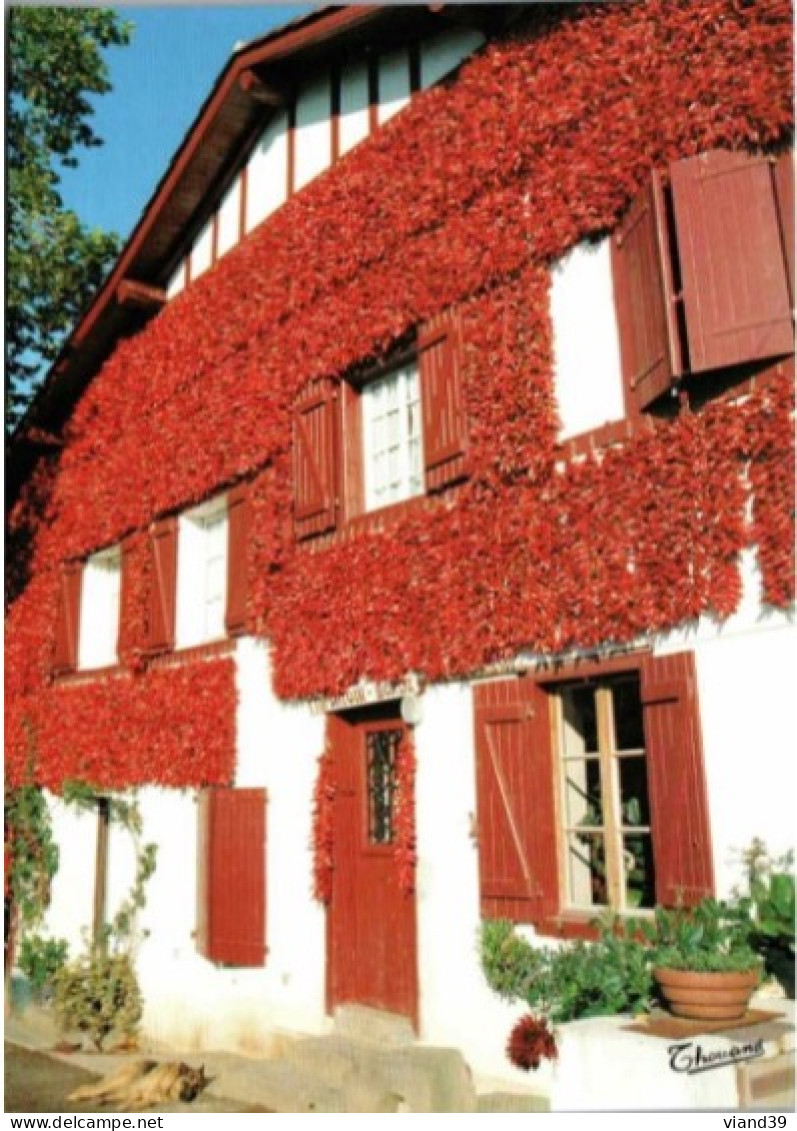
(477, 1091, 551, 1112)
(211, 1058, 348, 1113)
(332, 1003, 415, 1047)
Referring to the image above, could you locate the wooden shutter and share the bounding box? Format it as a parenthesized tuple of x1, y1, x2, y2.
(773, 150, 795, 307)
(611, 172, 681, 412)
(294, 377, 339, 540)
(52, 561, 83, 674)
(474, 678, 559, 925)
(641, 651, 714, 907)
(201, 787, 267, 967)
(146, 517, 177, 653)
(419, 308, 468, 491)
(671, 150, 794, 374)
(225, 483, 250, 636)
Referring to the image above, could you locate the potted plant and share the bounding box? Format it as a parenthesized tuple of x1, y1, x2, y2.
(641, 898, 762, 1021)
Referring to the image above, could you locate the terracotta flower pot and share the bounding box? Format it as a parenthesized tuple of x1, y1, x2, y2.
(653, 967, 760, 1021)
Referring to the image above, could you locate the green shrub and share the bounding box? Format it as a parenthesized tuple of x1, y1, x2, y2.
(480, 918, 654, 1024)
(53, 949, 142, 1050)
(17, 934, 69, 997)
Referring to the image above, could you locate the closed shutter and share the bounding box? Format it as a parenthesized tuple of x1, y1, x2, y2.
(294, 377, 340, 540)
(641, 651, 714, 907)
(671, 150, 794, 374)
(474, 678, 558, 925)
(611, 172, 681, 412)
(146, 517, 177, 653)
(201, 787, 267, 966)
(419, 308, 468, 491)
(225, 483, 250, 636)
(52, 561, 83, 674)
(773, 150, 795, 307)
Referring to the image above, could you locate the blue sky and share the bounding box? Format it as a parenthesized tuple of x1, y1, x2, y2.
(58, 6, 310, 241)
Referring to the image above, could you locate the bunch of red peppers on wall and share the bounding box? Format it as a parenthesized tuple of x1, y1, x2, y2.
(6, 0, 794, 792)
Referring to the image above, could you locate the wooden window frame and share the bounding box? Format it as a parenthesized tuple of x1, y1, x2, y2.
(552, 671, 655, 918)
(474, 651, 714, 940)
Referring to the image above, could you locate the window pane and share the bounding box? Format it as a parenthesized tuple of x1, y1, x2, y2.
(618, 755, 651, 827)
(623, 832, 656, 909)
(366, 728, 402, 844)
(362, 361, 424, 512)
(566, 831, 608, 907)
(564, 757, 603, 828)
(561, 686, 598, 755)
(612, 676, 644, 750)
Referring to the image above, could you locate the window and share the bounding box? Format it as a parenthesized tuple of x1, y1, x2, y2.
(473, 651, 714, 930)
(557, 675, 655, 913)
(292, 307, 468, 540)
(176, 497, 229, 649)
(52, 548, 122, 676)
(612, 149, 794, 414)
(145, 484, 249, 655)
(197, 787, 267, 966)
(78, 547, 122, 670)
(361, 360, 424, 511)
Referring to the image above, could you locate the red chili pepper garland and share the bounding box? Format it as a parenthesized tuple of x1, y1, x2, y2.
(5, 0, 794, 790)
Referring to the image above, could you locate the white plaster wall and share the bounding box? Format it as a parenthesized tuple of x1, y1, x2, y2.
(420, 26, 485, 89)
(43, 799, 98, 956)
(550, 238, 626, 439)
(190, 216, 214, 280)
(339, 60, 370, 156)
(166, 260, 186, 299)
(378, 50, 411, 125)
(216, 173, 242, 258)
(294, 75, 332, 192)
(245, 111, 288, 233)
(653, 548, 797, 897)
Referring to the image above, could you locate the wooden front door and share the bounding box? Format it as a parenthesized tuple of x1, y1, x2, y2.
(327, 705, 418, 1027)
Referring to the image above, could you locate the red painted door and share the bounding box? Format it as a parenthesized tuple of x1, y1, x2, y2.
(327, 706, 418, 1027)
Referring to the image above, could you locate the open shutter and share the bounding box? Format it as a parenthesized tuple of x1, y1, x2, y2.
(52, 561, 83, 674)
(611, 172, 681, 412)
(641, 651, 714, 907)
(671, 150, 794, 374)
(146, 517, 177, 653)
(202, 787, 267, 966)
(773, 150, 795, 307)
(419, 308, 468, 491)
(294, 377, 339, 540)
(225, 483, 250, 636)
(474, 678, 558, 925)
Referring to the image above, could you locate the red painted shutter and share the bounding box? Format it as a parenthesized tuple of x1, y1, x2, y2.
(773, 150, 795, 307)
(204, 787, 267, 966)
(52, 561, 83, 674)
(474, 678, 558, 925)
(641, 651, 714, 908)
(419, 308, 468, 491)
(146, 517, 177, 653)
(671, 150, 794, 374)
(225, 483, 250, 636)
(293, 377, 339, 540)
(611, 172, 681, 413)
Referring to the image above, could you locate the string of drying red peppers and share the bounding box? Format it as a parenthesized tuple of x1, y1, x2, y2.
(6, 0, 794, 787)
(312, 736, 417, 903)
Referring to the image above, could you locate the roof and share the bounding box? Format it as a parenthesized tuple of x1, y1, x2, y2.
(9, 3, 511, 491)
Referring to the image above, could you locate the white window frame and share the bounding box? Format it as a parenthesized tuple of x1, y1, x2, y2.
(175, 496, 229, 649)
(78, 546, 122, 671)
(361, 359, 424, 512)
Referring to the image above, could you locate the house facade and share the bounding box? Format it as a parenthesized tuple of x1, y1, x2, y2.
(6, 0, 795, 1090)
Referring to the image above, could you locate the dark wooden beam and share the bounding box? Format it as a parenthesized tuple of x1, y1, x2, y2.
(115, 279, 168, 312)
(239, 69, 285, 107)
